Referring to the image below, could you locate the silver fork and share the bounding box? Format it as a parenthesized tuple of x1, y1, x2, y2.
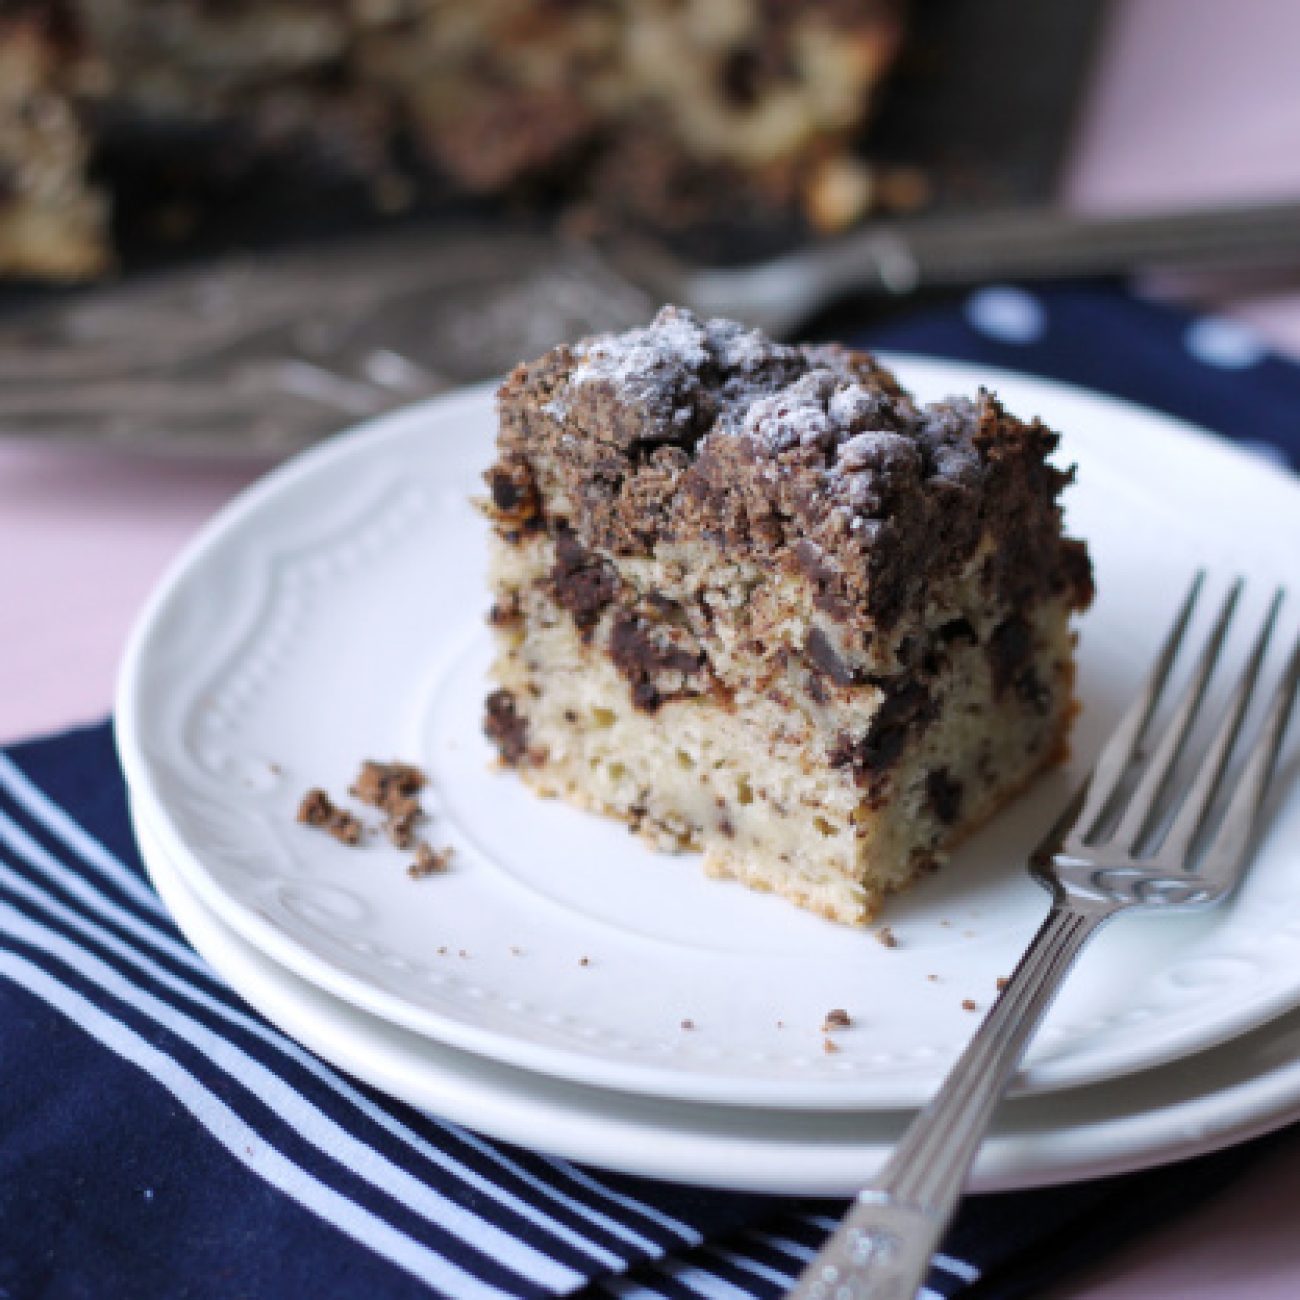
(789, 573, 1300, 1300)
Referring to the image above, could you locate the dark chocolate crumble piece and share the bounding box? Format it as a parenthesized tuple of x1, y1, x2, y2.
(551, 527, 618, 631)
(484, 688, 529, 764)
(925, 769, 963, 825)
(607, 612, 704, 712)
(830, 681, 935, 778)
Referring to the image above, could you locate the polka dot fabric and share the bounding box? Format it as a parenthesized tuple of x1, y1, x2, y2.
(855, 283, 1297, 473)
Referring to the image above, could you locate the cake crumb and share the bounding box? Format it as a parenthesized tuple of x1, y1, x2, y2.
(822, 1036, 840, 1054)
(350, 759, 427, 809)
(961, 999, 978, 1012)
(579, 956, 591, 967)
(350, 759, 430, 847)
(297, 788, 332, 826)
(437, 946, 448, 956)
(680, 1018, 695, 1031)
(776, 1020, 785, 1029)
(297, 788, 364, 846)
(996, 977, 1009, 991)
(875, 926, 898, 949)
(386, 797, 425, 850)
(822, 1008, 852, 1031)
(298, 758, 432, 857)
(408, 842, 453, 879)
(509, 946, 523, 957)
(927, 974, 939, 983)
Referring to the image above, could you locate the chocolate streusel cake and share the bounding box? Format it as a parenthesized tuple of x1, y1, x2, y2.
(482, 307, 1092, 924)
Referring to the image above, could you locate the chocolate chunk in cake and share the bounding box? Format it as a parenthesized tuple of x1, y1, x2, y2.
(481, 307, 1093, 924)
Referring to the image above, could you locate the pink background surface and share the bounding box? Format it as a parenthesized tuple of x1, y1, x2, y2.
(5, 1, 1300, 1294)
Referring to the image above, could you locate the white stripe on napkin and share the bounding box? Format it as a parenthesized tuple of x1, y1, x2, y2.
(0, 949, 511, 1300)
(933, 1251, 981, 1283)
(0, 751, 169, 917)
(0, 893, 585, 1291)
(709, 1247, 798, 1289)
(0, 835, 624, 1272)
(0, 757, 707, 1249)
(538, 1155, 699, 1244)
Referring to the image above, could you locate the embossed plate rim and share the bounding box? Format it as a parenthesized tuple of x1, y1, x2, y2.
(115, 359, 1300, 1110)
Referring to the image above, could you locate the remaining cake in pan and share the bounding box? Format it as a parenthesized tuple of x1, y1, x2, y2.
(0, 0, 906, 278)
(356, 0, 906, 236)
(0, 3, 106, 278)
(481, 307, 1092, 924)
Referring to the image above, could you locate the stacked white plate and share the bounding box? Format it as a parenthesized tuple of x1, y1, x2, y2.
(117, 361, 1300, 1196)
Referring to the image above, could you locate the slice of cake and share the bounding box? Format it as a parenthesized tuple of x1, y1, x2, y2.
(481, 307, 1093, 924)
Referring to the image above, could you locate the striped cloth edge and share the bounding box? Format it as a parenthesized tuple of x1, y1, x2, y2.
(0, 727, 789, 1300)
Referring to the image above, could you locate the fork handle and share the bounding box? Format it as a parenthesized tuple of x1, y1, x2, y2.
(788, 901, 1118, 1300)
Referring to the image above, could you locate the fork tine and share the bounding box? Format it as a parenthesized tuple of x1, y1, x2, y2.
(1157, 590, 1284, 865)
(1108, 578, 1243, 849)
(1197, 628, 1300, 888)
(1072, 571, 1204, 845)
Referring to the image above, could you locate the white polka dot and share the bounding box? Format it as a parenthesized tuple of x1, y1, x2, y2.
(1184, 316, 1267, 369)
(1237, 437, 1292, 468)
(964, 286, 1047, 345)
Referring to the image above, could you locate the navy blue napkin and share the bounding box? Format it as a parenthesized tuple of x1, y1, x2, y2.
(2, 284, 1297, 1300)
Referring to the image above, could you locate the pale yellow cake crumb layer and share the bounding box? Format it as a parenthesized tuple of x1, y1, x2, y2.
(487, 531, 1077, 924)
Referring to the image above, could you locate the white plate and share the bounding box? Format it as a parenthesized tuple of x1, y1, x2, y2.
(115, 360, 1300, 1111)
(134, 795, 1300, 1196)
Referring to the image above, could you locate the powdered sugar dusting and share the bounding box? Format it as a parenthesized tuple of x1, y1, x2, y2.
(741, 372, 841, 453)
(828, 382, 892, 429)
(919, 397, 984, 485)
(837, 430, 919, 472)
(548, 306, 988, 514)
(571, 305, 709, 393)
(708, 316, 798, 375)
